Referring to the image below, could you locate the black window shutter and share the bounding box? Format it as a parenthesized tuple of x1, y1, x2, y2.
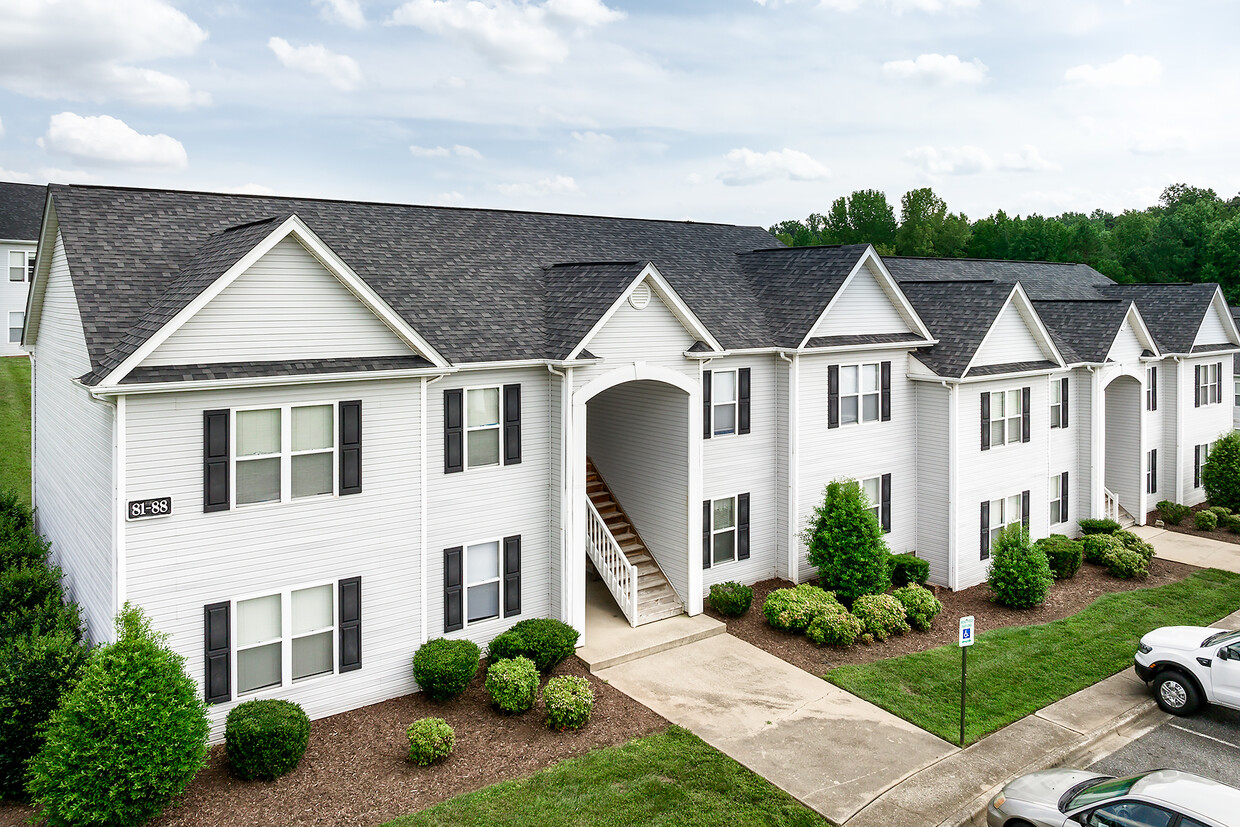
(203, 601, 230, 703)
(203, 410, 230, 512)
(1148, 450, 1157, 494)
(880, 473, 892, 533)
(1021, 387, 1031, 443)
(702, 500, 712, 569)
(444, 390, 463, 473)
(1021, 490, 1031, 529)
(738, 368, 751, 435)
(1151, 366, 1157, 411)
(980, 392, 991, 451)
(880, 361, 892, 422)
(737, 493, 750, 560)
(827, 365, 840, 429)
(444, 546, 463, 631)
(980, 500, 990, 560)
(503, 535, 521, 617)
(1060, 377, 1069, 428)
(339, 401, 362, 495)
(1061, 471, 1069, 522)
(339, 577, 361, 672)
(1218, 362, 1225, 404)
(503, 384, 522, 465)
(702, 370, 712, 439)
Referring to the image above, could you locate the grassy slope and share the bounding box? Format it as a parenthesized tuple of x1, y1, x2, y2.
(827, 569, 1240, 744)
(0, 357, 30, 506)
(383, 727, 826, 827)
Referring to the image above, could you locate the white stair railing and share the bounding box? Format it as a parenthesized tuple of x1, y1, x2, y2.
(1103, 487, 1119, 524)
(585, 498, 639, 627)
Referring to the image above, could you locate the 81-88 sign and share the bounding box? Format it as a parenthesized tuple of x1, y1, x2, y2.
(127, 497, 172, 521)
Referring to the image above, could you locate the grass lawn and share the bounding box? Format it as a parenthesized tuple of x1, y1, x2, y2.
(827, 568, 1240, 745)
(382, 726, 825, 827)
(0, 356, 30, 506)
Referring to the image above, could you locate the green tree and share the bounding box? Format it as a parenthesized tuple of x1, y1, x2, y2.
(896, 187, 946, 256)
(802, 480, 891, 603)
(1202, 432, 1240, 512)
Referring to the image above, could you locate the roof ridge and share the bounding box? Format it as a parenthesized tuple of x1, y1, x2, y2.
(884, 254, 1084, 266)
(737, 243, 866, 256)
(545, 259, 643, 269)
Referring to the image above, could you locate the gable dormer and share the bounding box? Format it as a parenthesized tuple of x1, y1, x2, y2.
(970, 286, 1061, 369)
(1193, 288, 1240, 349)
(802, 249, 930, 345)
(1107, 303, 1158, 363)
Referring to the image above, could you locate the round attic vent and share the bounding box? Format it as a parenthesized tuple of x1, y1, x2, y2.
(629, 282, 652, 309)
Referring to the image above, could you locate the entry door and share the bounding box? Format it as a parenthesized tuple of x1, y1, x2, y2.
(1215, 646, 1240, 706)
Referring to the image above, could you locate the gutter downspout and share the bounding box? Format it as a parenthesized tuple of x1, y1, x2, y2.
(420, 373, 449, 644)
(547, 364, 569, 625)
(779, 351, 799, 583)
(1088, 366, 1102, 521)
(941, 379, 957, 591)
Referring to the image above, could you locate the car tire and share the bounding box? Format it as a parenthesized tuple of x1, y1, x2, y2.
(1154, 670, 1201, 715)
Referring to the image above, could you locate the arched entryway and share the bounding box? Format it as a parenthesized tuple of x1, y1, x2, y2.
(1103, 374, 1143, 524)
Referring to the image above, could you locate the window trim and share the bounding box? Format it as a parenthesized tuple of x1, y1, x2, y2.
(711, 369, 739, 438)
(463, 385, 505, 471)
(988, 492, 1023, 549)
(836, 362, 882, 427)
(1050, 378, 1062, 429)
(462, 536, 505, 627)
(1147, 365, 1158, 411)
(230, 402, 339, 509)
(710, 495, 738, 566)
(1234, 376, 1240, 409)
(7, 311, 22, 344)
(1049, 475, 1065, 526)
(986, 389, 1023, 448)
(8, 250, 30, 283)
(1197, 363, 1223, 406)
(1196, 442, 1211, 488)
(231, 579, 339, 699)
(859, 475, 882, 525)
(1146, 449, 1157, 495)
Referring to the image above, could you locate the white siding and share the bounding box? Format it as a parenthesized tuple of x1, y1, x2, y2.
(32, 232, 115, 641)
(973, 302, 1047, 367)
(1143, 365, 1168, 506)
(1195, 302, 1232, 347)
(1104, 376, 1143, 518)
(588, 380, 690, 601)
(577, 288, 696, 371)
(1182, 355, 1233, 505)
(809, 263, 911, 338)
(1108, 319, 1146, 363)
(913, 381, 951, 585)
(145, 237, 416, 367)
(774, 357, 791, 580)
(1047, 372, 1080, 536)
(1, 241, 35, 357)
(1077, 368, 1096, 525)
(548, 370, 563, 620)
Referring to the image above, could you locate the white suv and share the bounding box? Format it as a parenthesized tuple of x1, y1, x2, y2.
(1134, 626, 1240, 715)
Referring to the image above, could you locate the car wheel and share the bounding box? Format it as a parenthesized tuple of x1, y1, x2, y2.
(1154, 670, 1201, 715)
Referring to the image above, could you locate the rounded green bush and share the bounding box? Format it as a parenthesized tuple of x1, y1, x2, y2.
(1195, 510, 1219, 531)
(806, 607, 863, 647)
(803, 480, 892, 603)
(892, 584, 942, 632)
(1225, 514, 1240, 534)
(1156, 500, 1190, 526)
(225, 699, 310, 781)
(485, 656, 538, 713)
(1115, 530, 1156, 564)
(413, 638, 480, 701)
(1203, 432, 1240, 512)
(543, 675, 594, 730)
(1102, 545, 1149, 579)
(889, 553, 930, 588)
(850, 594, 909, 641)
(407, 717, 454, 766)
(1079, 518, 1122, 536)
(708, 581, 754, 616)
(987, 525, 1053, 609)
(761, 584, 841, 633)
(1035, 535, 1083, 579)
(0, 563, 82, 642)
(1209, 505, 1232, 518)
(485, 629, 525, 664)
(485, 619, 579, 672)
(1082, 533, 1124, 565)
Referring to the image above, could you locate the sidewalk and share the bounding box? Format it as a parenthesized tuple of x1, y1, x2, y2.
(1135, 525, 1240, 574)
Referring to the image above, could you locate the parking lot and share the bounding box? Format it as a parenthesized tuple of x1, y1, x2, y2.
(1090, 704, 1240, 789)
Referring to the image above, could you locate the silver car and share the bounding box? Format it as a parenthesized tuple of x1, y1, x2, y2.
(986, 768, 1240, 827)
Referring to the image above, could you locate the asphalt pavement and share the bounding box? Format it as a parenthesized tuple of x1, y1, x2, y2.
(1089, 703, 1240, 789)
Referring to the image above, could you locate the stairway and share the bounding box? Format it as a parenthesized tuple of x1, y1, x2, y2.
(586, 459, 684, 624)
(1116, 502, 1137, 529)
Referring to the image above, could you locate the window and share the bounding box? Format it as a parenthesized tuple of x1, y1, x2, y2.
(1050, 379, 1063, 428)
(861, 477, 881, 524)
(1235, 377, 1240, 408)
(235, 582, 336, 696)
(8, 250, 28, 282)
(712, 370, 737, 436)
(1049, 475, 1066, 525)
(1083, 801, 1173, 827)
(1147, 366, 1158, 411)
(234, 404, 336, 506)
(466, 387, 502, 468)
(988, 389, 1023, 447)
(1195, 442, 1211, 488)
(7, 312, 22, 344)
(840, 363, 881, 425)
(1196, 362, 1223, 406)
(711, 496, 737, 565)
(1146, 449, 1157, 495)
(989, 494, 1022, 549)
(465, 540, 502, 623)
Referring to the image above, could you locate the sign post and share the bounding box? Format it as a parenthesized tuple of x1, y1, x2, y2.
(958, 615, 975, 747)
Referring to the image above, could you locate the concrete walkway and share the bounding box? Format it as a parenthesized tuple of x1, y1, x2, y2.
(1135, 525, 1240, 574)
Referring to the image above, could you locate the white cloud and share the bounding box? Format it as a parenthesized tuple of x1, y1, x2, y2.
(719, 148, 830, 186)
(452, 144, 482, 159)
(0, 0, 209, 108)
(387, 0, 624, 73)
(409, 144, 482, 159)
(0, 167, 33, 183)
(1128, 130, 1192, 156)
(1064, 54, 1161, 88)
(497, 175, 579, 197)
(232, 183, 276, 195)
(314, 0, 366, 28)
(756, 0, 978, 11)
(436, 191, 466, 204)
(1001, 145, 1059, 172)
(882, 53, 988, 85)
(39, 113, 188, 170)
(906, 145, 994, 175)
(268, 38, 363, 91)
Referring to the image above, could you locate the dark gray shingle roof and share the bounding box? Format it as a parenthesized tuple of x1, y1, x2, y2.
(0, 182, 45, 240)
(1103, 283, 1218, 354)
(120, 355, 434, 384)
(896, 280, 1015, 378)
(738, 245, 872, 348)
(883, 256, 1113, 300)
(1031, 299, 1131, 364)
(543, 261, 648, 360)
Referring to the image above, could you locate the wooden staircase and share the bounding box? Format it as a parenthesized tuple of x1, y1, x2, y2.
(586, 459, 684, 625)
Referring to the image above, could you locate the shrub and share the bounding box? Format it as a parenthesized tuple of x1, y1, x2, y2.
(1082, 533, 1124, 565)
(1156, 500, 1190, 526)
(485, 656, 538, 713)
(1203, 432, 1240, 512)
(1115, 530, 1156, 564)
(987, 525, 1053, 609)
(27, 605, 208, 827)
(1195, 510, 1219, 531)
(893, 584, 942, 632)
(413, 638, 480, 701)
(225, 700, 310, 781)
(1035, 535, 1083, 579)
(1209, 505, 1232, 518)
(1102, 545, 1149, 579)
(0, 630, 89, 799)
(484, 619, 578, 672)
(761, 584, 841, 632)
(806, 608, 864, 647)
(0, 563, 82, 642)
(1225, 514, 1240, 534)
(543, 675, 594, 730)
(889, 553, 930, 588)
(708, 581, 754, 616)
(0, 528, 50, 572)
(802, 480, 891, 603)
(1079, 518, 1122, 536)
(406, 717, 455, 766)
(850, 594, 910, 641)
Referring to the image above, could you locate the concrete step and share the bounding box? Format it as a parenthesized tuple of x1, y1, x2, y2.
(636, 604, 689, 625)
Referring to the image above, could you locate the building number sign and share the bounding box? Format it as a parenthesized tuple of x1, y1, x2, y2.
(127, 497, 172, 521)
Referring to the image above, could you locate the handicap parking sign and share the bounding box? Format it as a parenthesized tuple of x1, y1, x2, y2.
(959, 615, 975, 647)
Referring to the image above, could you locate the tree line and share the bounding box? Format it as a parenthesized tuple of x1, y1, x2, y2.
(769, 184, 1240, 302)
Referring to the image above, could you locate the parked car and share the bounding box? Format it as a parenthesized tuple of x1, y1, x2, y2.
(1133, 626, 1240, 715)
(986, 768, 1240, 826)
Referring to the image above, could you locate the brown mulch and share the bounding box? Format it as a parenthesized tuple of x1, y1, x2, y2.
(0, 656, 666, 827)
(1148, 503, 1240, 546)
(706, 558, 1199, 675)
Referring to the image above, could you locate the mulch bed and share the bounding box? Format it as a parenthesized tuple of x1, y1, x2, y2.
(1147, 503, 1240, 546)
(0, 657, 666, 827)
(706, 558, 1199, 676)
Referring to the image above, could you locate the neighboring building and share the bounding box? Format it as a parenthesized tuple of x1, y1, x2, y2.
(26, 185, 1239, 735)
(0, 182, 45, 356)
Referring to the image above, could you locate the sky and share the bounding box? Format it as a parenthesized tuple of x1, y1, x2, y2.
(0, 0, 1237, 228)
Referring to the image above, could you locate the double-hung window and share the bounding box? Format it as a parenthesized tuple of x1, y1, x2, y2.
(1147, 366, 1158, 411)
(465, 540, 502, 623)
(1050, 380, 1062, 428)
(466, 387, 502, 468)
(7, 312, 22, 344)
(840, 363, 881, 426)
(1196, 363, 1223, 406)
(989, 494, 1022, 548)
(235, 404, 335, 506)
(1234, 377, 1240, 408)
(711, 496, 738, 565)
(235, 582, 336, 696)
(712, 370, 738, 436)
(989, 390, 1022, 447)
(1195, 442, 1211, 488)
(1049, 475, 1066, 525)
(1146, 449, 1158, 494)
(8, 250, 28, 282)
(861, 477, 882, 524)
